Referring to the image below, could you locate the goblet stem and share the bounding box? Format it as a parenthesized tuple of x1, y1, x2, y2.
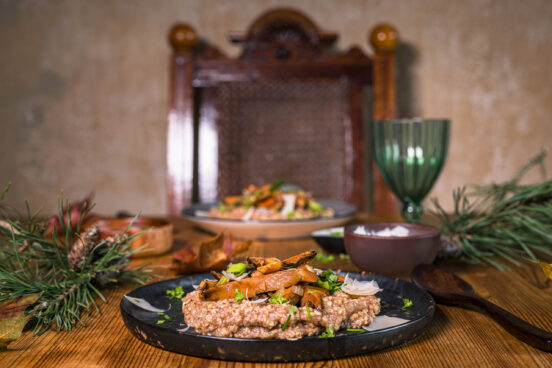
(402, 200, 423, 223)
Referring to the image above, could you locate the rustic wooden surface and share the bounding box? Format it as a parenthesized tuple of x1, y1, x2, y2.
(2, 216, 552, 367)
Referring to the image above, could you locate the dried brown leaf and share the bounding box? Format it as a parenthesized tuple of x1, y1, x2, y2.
(537, 261, 552, 280)
(0, 294, 40, 349)
(171, 232, 251, 274)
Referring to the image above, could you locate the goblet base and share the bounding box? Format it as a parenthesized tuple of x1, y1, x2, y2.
(402, 201, 423, 223)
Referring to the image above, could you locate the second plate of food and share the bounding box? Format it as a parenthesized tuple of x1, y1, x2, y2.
(120, 272, 434, 362)
(182, 200, 356, 240)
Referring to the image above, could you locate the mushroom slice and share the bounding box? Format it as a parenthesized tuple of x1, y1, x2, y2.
(251, 251, 317, 277)
(300, 285, 329, 308)
(247, 257, 280, 268)
(223, 195, 242, 205)
(202, 269, 302, 301)
(273, 285, 304, 305)
(210, 270, 224, 280)
(297, 264, 318, 283)
(197, 280, 218, 291)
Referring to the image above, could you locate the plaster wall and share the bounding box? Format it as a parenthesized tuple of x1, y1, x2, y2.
(1, 0, 550, 215)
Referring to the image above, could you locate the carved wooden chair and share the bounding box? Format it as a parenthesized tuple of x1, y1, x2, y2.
(166, 8, 398, 215)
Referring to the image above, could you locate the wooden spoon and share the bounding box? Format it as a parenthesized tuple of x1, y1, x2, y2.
(411, 264, 552, 352)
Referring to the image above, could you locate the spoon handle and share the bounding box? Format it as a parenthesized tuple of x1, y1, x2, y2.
(470, 295, 552, 352)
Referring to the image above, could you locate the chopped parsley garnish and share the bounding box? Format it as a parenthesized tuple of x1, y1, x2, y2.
(166, 286, 184, 299)
(269, 294, 289, 304)
(308, 200, 323, 213)
(270, 179, 285, 192)
(226, 263, 248, 276)
(217, 276, 229, 286)
(157, 312, 171, 321)
(314, 253, 335, 263)
(402, 298, 414, 309)
(218, 203, 229, 213)
(346, 328, 365, 333)
(339, 253, 349, 260)
(234, 289, 245, 303)
(314, 269, 343, 293)
(319, 326, 335, 338)
(286, 211, 296, 219)
(321, 269, 338, 282)
(242, 196, 254, 207)
(282, 315, 291, 331)
(289, 305, 298, 315)
(315, 280, 331, 290)
(306, 305, 312, 319)
(156, 320, 165, 325)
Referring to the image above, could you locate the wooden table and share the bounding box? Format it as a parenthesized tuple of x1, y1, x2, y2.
(3, 217, 552, 367)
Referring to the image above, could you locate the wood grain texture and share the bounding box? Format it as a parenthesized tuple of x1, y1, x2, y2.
(2, 217, 551, 367)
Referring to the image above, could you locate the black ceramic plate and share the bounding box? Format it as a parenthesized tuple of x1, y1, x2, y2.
(120, 273, 434, 362)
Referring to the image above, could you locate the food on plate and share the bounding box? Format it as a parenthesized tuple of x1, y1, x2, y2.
(207, 181, 334, 221)
(181, 251, 381, 340)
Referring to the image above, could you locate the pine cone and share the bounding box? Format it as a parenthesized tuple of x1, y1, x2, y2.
(68, 225, 100, 271)
(93, 233, 130, 286)
(436, 235, 463, 259)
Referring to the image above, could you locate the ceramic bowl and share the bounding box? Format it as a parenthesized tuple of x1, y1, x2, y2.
(310, 227, 346, 254)
(87, 217, 173, 258)
(344, 223, 440, 274)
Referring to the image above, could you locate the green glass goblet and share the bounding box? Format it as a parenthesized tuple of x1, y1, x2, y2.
(372, 118, 450, 222)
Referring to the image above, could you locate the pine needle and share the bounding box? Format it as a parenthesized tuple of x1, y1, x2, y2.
(430, 150, 552, 269)
(0, 189, 153, 334)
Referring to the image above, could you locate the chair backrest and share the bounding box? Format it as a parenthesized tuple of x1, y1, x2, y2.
(167, 8, 398, 215)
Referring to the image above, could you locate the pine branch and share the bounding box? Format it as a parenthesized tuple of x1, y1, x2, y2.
(430, 151, 552, 269)
(0, 189, 155, 335)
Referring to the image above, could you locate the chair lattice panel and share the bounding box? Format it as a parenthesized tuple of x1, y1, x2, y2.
(214, 79, 352, 201)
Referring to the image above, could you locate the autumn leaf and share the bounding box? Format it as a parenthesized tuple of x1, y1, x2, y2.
(536, 261, 552, 280)
(0, 294, 40, 349)
(172, 232, 251, 274)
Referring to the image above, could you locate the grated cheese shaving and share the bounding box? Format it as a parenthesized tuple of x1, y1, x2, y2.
(341, 275, 382, 296)
(124, 295, 167, 313)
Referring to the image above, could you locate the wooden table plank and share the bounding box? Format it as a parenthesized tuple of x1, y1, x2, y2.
(1, 217, 551, 367)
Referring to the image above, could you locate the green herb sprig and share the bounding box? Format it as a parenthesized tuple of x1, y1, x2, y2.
(234, 289, 245, 303)
(269, 294, 289, 304)
(402, 298, 413, 309)
(319, 326, 335, 338)
(226, 263, 248, 276)
(314, 252, 335, 263)
(314, 269, 343, 293)
(281, 305, 298, 331)
(166, 286, 184, 299)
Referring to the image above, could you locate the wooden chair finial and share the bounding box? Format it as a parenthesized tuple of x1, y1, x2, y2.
(369, 24, 399, 53)
(169, 23, 198, 52)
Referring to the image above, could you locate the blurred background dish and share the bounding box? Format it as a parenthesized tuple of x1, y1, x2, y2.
(182, 200, 356, 240)
(310, 227, 346, 254)
(88, 218, 173, 258)
(344, 223, 440, 274)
